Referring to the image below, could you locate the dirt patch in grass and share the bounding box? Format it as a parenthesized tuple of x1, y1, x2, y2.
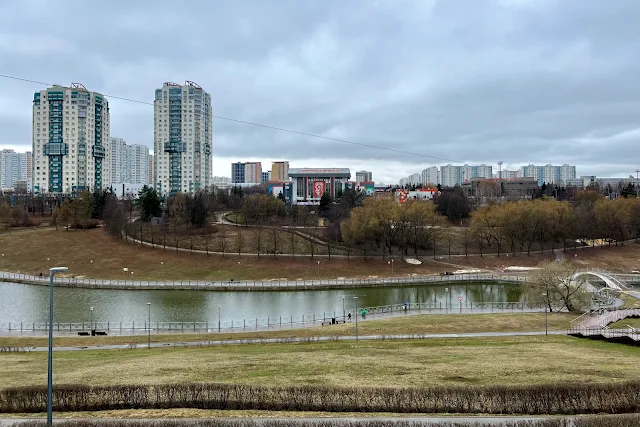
(1, 335, 638, 389)
(0, 312, 573, 348)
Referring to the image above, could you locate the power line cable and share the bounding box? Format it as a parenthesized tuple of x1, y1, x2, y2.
(0, 72, 463, 163)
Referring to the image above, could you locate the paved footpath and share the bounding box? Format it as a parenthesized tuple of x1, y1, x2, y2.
(10, 331, 565, 352)
(0, 416, 553, 426)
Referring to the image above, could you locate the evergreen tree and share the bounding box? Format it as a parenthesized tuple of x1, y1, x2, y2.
(138, 186, 162, 221)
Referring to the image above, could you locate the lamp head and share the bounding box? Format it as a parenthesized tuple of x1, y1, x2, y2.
(49, 267, 68, 275)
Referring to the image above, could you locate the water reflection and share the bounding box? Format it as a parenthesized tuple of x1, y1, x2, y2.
(0, 281, 523, 325)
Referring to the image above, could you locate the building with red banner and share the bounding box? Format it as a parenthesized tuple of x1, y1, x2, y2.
(287, 168, 351, 205)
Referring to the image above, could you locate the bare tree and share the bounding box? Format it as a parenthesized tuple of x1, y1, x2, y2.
(235, 230, 245, 256)
(527, 261, 590, 313)
(217, 228, 229, 256)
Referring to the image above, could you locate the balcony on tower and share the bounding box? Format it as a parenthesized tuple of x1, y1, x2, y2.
(164, 141, 186, 153)
(92, 145, 106, 158)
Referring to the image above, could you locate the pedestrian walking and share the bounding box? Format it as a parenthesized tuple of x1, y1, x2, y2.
(348, 312, 352, 322)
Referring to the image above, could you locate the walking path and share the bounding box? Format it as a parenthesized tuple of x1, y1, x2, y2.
(0, 271, 531, 291)
(0, 416, 553, 426)
(1, 300, 537, 337)
(4, 331, 565, 353)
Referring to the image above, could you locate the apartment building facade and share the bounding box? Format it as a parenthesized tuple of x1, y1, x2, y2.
(153, 81, 212, 195)
(32, 83, 110, 194)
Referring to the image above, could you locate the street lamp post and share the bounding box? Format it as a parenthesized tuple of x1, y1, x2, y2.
(388, 259, 394, 275)
(317, 261, 320, 279)
(147, 303, 151, 349)
(342, 296, 345, 321)
(90, 306, 94, 334)
(354, 297, 359, 341)
(218, 306, 221, 333)
(636, 170, 639, 197)
(1, 253, 4, 270)
(542, 292, 548, 336)
(48, 266, 68, 427)
(445, 287, 449, 314)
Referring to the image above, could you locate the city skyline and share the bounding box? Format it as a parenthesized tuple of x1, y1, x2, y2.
(0, 1, 638, 185)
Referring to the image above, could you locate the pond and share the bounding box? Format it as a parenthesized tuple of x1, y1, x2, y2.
(0, 281, 524, 327)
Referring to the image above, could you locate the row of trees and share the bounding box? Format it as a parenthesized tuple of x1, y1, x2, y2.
(337, 195, 640, 259)
(469, 197, 640, 256)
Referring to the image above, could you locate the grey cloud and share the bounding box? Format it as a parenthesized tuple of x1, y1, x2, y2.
(0, 0, 639, 181)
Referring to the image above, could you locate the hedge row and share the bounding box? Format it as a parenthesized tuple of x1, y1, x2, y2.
(3, 382, 640, 415)
(12, 415, 640, 427)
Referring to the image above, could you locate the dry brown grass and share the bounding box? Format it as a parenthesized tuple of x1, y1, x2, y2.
(449, 242, 640, 273)
(0, 312, 573, 348)
(1, 335, 638, 389)
(0, 227, 443, 281)
(610, 318, 640, 329)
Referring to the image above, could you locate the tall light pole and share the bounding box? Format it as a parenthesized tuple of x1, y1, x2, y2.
(445, 287, 449, 314)
(218, 306, 221, 333)
(354, 296, 359, 341)
(1, 253, 4, 270)
(90, 306, 94, 333)
(498, 161, 503, 199)
(147, 303, 151, 349)
(48, 266, 68, 427)
(542, 292, 548, 336)
(388, 259, 394, 275)
(342, 296, 345, 320)
(317, 261, 320, 279)
(636, 170, 639, 197)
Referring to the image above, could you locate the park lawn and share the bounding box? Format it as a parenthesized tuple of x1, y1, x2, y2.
(0, 312, 573, 348)
(1, 335, 638, 389)
(610, 318, 640, 329)
(451, 241, 640, 273)
(0, 227, 443, 281)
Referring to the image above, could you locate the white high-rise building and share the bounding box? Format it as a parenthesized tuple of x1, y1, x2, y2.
(109, 138, 150, 187)
(32, 83, 110, 194)
(520, 164, 576, 185)
(421, 167, 439, 186)
(127, 144, 150, 185)
(355, 170, 373, 184)
(109, 137, 127, 186)
(409, 173, 422, 185)
(154, 81, 212, 195)
(0, 150, 30, 191)
(440, 164, 492, 187)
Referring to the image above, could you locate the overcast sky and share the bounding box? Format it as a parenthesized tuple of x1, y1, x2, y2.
(1, 0, 639, 184)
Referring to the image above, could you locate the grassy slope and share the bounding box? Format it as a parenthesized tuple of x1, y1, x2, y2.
(0, 228, 443, 281)
(1, 335, 638, 389)
(0, 312, 573, 347)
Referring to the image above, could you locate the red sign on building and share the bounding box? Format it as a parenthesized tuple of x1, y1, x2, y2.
(313, 181, 326, 197)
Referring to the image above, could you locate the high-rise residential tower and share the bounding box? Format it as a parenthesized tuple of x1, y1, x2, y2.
(0, 149, 30, 191)
(271, 161, 289, 181)
(109, 137, 127, 186)
(355, 170, 373, 184)
(154, 81, 212, 195)
(32, 83, 110, 194)
(127, 144, 150, 185)
(148, 155, 154, 186)
(109, 138, 150, 186)
(421, 167, 439, 186)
